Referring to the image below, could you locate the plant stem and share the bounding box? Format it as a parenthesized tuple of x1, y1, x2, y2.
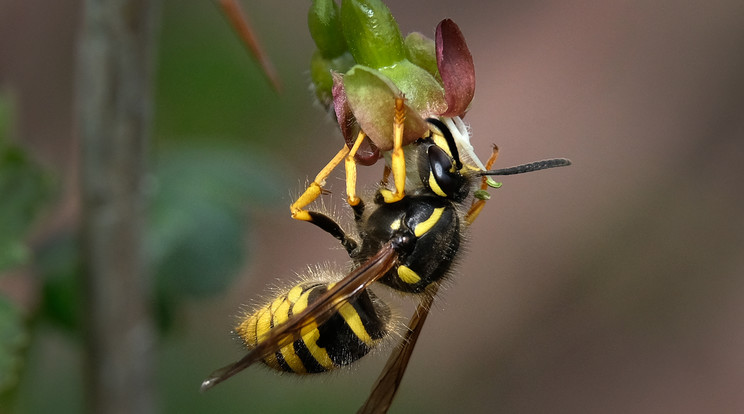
(76, 1, 160, 412)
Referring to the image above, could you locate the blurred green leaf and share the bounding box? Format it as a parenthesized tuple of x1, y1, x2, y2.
(0, 294, 28, 395)
(36, 232, 82, 333)
(30, 141, 291, 334)
(155, 1, 284, 146)
(153, 197, 244, 297)
(0, 93, 53, 272)
(149, 143, 288, 329)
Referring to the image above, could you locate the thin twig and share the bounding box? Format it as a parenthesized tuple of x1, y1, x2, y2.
(76, 1, 160, 413)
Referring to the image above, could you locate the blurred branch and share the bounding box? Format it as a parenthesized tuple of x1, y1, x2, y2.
(217, 0, 282, 92)
(76, 1, 160, 413)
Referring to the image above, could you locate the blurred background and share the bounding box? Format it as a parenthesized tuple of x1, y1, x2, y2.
(1, 0, 743, 412)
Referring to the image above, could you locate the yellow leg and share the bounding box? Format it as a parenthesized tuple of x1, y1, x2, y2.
(465, 202, 485, 226)
(345, 131, 366, 206)
(290, 144, 350, 221)
(380, 98, 407, 204)
(465, 145, 500, 225)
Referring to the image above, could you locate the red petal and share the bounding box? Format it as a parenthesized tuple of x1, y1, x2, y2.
(436, 19, 475, 117)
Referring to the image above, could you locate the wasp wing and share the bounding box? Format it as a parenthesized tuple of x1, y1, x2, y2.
(357, 283, 440, 414)
(201, 242, 399, 391)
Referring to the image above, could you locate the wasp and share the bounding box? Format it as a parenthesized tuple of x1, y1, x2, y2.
(201, 99, 571, 412)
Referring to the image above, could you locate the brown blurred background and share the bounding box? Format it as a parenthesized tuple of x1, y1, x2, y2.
(1, 0, 743, 412)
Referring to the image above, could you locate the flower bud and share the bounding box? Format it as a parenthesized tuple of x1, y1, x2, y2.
(308, 0, 348, 58)
(340, 0, 405, 68)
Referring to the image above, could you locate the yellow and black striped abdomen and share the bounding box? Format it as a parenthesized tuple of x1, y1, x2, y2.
(235, 281, 391, 374)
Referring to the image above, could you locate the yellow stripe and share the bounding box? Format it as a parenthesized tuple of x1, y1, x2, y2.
(255, 307, 273, 342)
(273, 297, 291, 325)
(432, 134, 451, 158)
(293, 288, 310, 312)
(269, 296, 284, 313)
(254, 296, 286, 342)
(290, 285, 335, 370)
(390, 219, 401, 231)
(293, 289, 319, 338)
(414, 207, 444, 237)
(235, 313, 257, 346)
(301, 328, 335, 370)
(272, 297, 305, 373)
(278, 341, 305, 373)
(338, 302, 373, 345)
(428, 172, 447, 197)
(397, 265, 421, 284)
(254, 307, 280, 369)
(287, 284, 304, 303)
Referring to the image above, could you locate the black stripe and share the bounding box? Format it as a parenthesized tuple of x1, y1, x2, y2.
(291, 283, 329, 373)
(268, 301, 293, 372)
(318, 312, 370, 367)
(353, 289, 389, 340)
(426, 117, 462, 170)
(293, 337, 327, 373)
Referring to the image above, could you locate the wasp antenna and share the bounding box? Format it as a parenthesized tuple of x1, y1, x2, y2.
(480, 158, 571, 176)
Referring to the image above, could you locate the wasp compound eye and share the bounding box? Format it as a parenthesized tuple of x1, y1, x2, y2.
(426, 145, 467, 200)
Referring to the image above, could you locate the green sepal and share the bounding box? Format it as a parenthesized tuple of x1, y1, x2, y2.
(340, 0, 405, 68)
(308, 0, 348, 58)
(486, 178, 502, 188)
(343, 65, 427, 150)
(474, 189, 491, 200)
(378, 60, 446, 116)
(310, 50, 355, 106)
(404, 32, 440, 82)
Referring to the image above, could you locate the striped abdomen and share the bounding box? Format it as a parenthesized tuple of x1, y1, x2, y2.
(235, 281, 391, 373)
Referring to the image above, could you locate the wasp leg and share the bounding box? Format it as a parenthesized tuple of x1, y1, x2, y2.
(379, 98, 407, 204)
(291, 130, 368, 220)
(291, 132, 368, 253)
(345, 131, 367, 207)
(304, 211, 358, 255)
(290, 145, 350, 221)
(465, 144, 500, 225)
